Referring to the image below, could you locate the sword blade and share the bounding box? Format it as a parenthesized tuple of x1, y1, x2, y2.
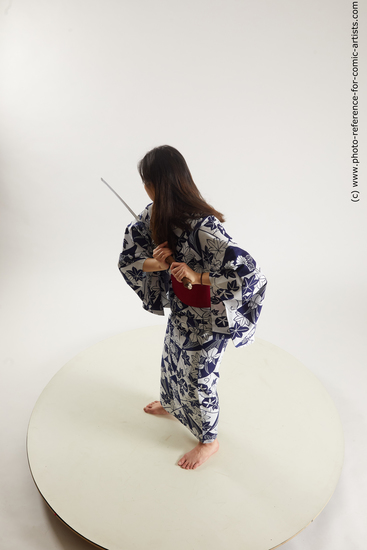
(101, 178, 138, 221)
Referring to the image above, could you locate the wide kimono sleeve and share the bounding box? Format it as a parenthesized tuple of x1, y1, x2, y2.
(118, 206, 170, 315)
(197, 216, 267, 348)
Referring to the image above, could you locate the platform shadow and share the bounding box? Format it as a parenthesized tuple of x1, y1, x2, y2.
(65, 373, 193, 454)
(42, 500, 102, 549)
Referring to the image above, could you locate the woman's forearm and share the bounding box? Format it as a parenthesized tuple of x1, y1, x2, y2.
(142, 258, 168, 272)
(195, 272, 211, 286)
(144, 258, 211, 286)
(170, 261, 212, 286)
(202, 272, 211, 286)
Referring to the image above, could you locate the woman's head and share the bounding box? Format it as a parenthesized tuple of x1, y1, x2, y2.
(138, 145, 224, 250)
(138, 145, 195, 203)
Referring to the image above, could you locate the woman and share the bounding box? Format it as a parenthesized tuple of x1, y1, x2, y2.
(118, 145, 267, 470)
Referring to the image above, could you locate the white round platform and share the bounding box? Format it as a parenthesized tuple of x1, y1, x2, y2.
(27, 326, 344, 550)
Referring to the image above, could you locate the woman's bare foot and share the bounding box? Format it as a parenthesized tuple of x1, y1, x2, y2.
(178, 440, 219, 470)
(143, 401, 170, 415)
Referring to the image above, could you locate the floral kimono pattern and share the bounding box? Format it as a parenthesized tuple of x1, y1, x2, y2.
(118, 204, 267, 442)
(161, 318, 228, 443)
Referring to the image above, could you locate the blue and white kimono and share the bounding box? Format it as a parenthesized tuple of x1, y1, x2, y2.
(118, 204, 267, 443)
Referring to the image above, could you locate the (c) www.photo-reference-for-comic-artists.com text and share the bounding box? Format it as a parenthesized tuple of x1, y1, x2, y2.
(351, 1, 360, 203)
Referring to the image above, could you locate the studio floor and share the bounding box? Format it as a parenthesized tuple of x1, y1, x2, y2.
(26, 326, 344, 550)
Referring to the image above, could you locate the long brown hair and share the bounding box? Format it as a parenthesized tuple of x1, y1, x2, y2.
(138, 145, 225, 251)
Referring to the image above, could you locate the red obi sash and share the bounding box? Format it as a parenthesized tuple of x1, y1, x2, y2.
(170, 274, 211, 308)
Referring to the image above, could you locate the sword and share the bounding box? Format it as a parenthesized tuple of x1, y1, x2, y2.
(101, 177, 201, 296)
(101, 178, 139, 221)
